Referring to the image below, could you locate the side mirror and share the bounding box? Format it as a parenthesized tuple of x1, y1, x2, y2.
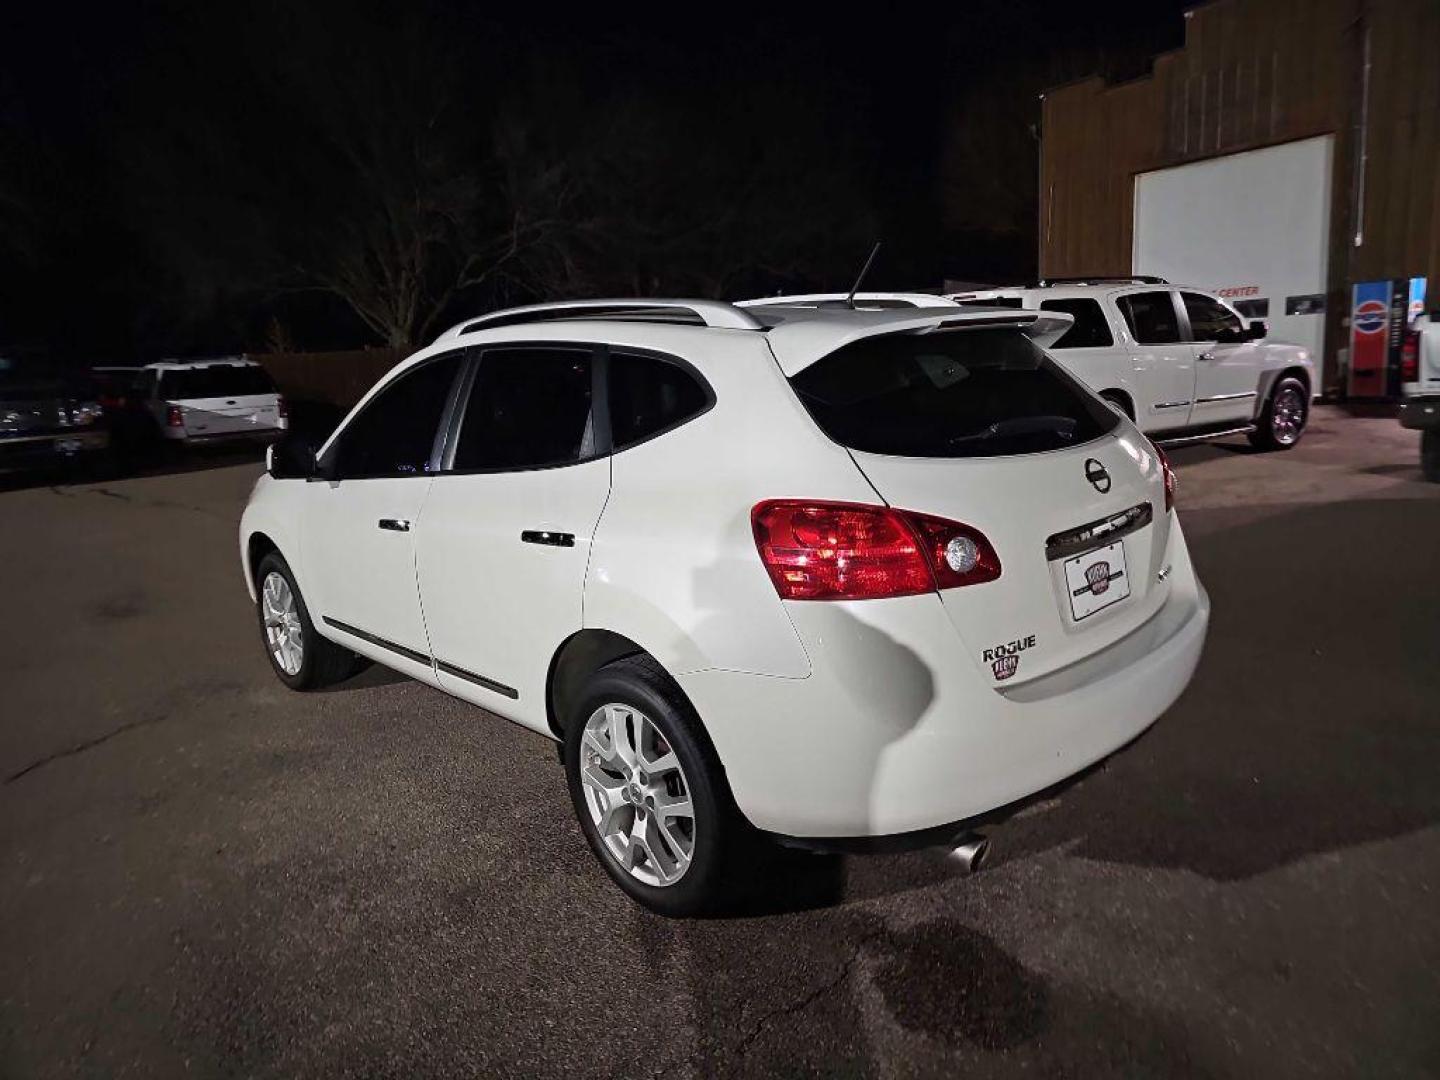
(1245, 320, 1268, 341)
(269, 432, 320, 479)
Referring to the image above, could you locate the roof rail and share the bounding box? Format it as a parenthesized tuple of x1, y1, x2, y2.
(1034, 275, 1169, 287)
(441, 299, 763, 341)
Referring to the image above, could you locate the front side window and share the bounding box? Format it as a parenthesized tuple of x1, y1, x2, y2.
(1181, 292, 1244, 342)
(1116, 291, 1182, 345)
(451, 347, 594, 471)
(1039, 298, 1114, 349)
(789, 329, 1118, 459)
(608, 351, 710, 450)
(331, 352, 462, 479)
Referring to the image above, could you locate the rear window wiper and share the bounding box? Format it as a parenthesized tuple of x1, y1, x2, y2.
(948, 415, 1078, 446)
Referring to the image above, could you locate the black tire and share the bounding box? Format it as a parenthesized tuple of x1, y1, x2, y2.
(253, 552, 361, 690)
(1099, 390, 1134, 420)
(1248, 376, 1309, 450)
(563, 655, 756, 916)
(1422, 429, 1440, 483)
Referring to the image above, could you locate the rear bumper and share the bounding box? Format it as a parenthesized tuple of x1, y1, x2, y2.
(679, 521, 1209, 838)
(1399, 398, 1440, 431)
(164, 424, 286, 444)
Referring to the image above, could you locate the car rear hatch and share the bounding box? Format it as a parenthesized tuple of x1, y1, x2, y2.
(783, 318, 1172, 687)
(158, 365, 281, 436)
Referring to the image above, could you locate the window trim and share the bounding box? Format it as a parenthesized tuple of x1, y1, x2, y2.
(605, 345, 717, 456)
(317, 348, 468, 481)
(436, 341, 609, 477)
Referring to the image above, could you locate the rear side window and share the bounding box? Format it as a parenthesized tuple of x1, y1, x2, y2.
(1039, 298, 1114, 348)
(608, 351, 710, 450)
(789, 329, 1118, 459)
(332, 353, 462, 479)
(1181, 292, 1243, 341)
(159, 365, 276, 399)
(452, 347, 594, 471)
(1117, 291, 1181, 344)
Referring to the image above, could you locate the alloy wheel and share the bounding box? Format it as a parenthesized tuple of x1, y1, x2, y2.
(1272, 386, 1306, 445)
(261, 571, 305, 676)
(579, 703, 696, 887)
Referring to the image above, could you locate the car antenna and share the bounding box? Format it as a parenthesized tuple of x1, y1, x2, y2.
(844, 241, 882, 309)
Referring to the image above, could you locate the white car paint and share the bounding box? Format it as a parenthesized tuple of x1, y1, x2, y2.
(946, 282, 1317, 441)
(240, 299, 1208, 843)
(137, 358, 287, 443)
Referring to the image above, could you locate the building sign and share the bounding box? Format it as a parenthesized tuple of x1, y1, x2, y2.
(1216, 285, 1261, 298)
(1349, 281, 1390, 397)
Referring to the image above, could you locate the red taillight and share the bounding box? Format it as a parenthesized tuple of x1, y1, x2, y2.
(166, 404, 184, 428)
(1154, 444, 1176, 513)
(277, 396, 288, 419)
(751, 500, 1001, 601)
(1401, 331, 1419, 382)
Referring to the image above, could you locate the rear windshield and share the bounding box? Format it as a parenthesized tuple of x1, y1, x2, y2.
(789, 329, 1118, 458)
(159, 366, 275, 399)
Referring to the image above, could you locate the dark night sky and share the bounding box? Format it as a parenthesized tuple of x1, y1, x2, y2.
(0, 2, 1188, 363)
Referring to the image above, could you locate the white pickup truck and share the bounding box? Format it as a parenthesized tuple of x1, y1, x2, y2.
(1400, 311, 1440, 481)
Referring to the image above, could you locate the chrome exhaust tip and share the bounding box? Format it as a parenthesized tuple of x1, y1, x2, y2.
(940, 832, 990, 875)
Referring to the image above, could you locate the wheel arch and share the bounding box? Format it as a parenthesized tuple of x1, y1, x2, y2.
(1098, 387, 1136, 420)
(244, 530, 281, 600)
(545, 629, 650, 739)
(1255, 364, 1312, 413)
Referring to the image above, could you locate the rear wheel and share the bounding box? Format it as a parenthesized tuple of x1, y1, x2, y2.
(563, 655, 751, 916)
(1422, 429, 1440, 483)
(254, 552, 361, 690)
(1248, 376, 1308, 450)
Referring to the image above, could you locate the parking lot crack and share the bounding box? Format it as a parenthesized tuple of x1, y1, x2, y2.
(5, 715, 162, 784)
(733, 928, 888, 1059)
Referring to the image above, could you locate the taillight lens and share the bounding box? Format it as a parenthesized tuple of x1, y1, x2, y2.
(277, 396, 288, 419)
(1154, 444, 1176, 512)
(1401, 331, 1419, 382)
(166, 404, 184, 427)
(751, 500, 1001, 601)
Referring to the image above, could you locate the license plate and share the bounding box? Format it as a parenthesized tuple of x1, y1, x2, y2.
(1063, 540, 1130, 620)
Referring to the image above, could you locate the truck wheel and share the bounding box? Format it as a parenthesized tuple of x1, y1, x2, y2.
(254, 552, 362, 690)
(1422, 430, 1440, 483)
(564, 655, 754, 916)
(1248, 376, 1308, 450)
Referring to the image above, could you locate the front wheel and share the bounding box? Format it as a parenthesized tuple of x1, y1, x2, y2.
(1248, 376, 1309, 450)
(254, 553, 362, 690)
(564, 656, 751, 916)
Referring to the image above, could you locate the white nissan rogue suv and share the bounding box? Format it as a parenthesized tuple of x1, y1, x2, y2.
(239, 298, 1210, 915)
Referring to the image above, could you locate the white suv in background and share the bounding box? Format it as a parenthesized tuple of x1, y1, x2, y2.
(948, 278, 1317, 450)
(239, 298, 1209, 915)
(136, 358, 287, 445)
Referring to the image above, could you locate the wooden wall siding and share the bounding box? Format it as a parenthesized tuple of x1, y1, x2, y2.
(1040, 0, 1439, 378)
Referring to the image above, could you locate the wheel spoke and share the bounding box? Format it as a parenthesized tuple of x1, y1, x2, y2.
(581, 765, 630, 836)
(652, 789, 692, 824)
(607, 706, 637, 768)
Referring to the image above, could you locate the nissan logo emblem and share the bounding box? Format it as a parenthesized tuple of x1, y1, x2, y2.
(1084, 458, 1111, 493)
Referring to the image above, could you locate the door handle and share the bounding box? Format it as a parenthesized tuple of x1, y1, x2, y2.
(521, 529, 575, 548)
(1198, 351, 1217, 362)
(378, 518, 411, 532)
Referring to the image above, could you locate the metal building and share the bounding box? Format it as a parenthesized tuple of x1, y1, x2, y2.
(1038, 0, 1439, 396)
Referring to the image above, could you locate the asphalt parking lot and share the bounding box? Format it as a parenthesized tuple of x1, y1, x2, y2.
(2, 406, 1438, 1078)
